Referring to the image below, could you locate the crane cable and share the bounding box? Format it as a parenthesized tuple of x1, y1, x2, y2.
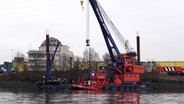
(96, 0, 134, 53)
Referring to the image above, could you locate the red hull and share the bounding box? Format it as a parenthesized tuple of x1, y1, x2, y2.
(72, 84, 102, 90)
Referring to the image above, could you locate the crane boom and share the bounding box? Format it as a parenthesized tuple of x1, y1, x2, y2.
(89, 0, 144, 85)
(46, 42, 60, 80)
(89, 0, 124, 69)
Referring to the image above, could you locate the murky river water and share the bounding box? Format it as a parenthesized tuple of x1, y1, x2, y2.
(0, 90, 184, 104)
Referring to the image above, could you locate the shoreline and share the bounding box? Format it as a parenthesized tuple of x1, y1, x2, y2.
(0, 71, 184, 92)
(0, 80, 183, 93)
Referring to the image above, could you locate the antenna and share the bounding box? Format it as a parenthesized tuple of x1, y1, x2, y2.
(46, 29, 49, 35)
(136, 31, 140, 36)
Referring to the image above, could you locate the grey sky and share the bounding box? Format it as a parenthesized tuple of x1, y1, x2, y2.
(1, 0, 184, 63)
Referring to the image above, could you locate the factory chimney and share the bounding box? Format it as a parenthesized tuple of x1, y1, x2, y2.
(136, 32, 141, 65)
(46, 31, 50, 68)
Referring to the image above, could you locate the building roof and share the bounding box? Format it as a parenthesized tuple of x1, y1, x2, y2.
(40, 37, 62, 46)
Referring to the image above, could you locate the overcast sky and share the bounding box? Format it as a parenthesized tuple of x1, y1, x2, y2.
(1, 0, 184, 63)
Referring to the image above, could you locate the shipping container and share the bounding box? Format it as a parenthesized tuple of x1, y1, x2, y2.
(4, 62, 13, 72)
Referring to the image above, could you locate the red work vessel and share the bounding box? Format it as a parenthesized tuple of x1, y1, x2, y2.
(72, 71, 108, 90)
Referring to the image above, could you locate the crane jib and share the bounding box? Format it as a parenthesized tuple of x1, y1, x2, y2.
(89, 0, 125, 68)
(46, 42, 60, 80)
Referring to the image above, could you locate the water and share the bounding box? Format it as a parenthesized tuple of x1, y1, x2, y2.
(0, 90, 184, 104)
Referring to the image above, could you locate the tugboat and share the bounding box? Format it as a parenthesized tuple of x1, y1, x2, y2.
(72, 69, 108, 90)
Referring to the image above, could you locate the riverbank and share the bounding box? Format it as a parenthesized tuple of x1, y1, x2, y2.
(142, 72, 184, 92)
(0, 71, 184, 92)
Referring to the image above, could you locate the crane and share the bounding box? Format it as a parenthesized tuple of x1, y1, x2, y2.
(45, 41, 60, 80)
(36, 35, 62, 89)
(73, 0, 153, 90)
(88, 0, 144, 85)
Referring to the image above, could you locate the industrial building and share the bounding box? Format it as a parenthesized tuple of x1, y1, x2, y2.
(27, 37, 74, 71)
(143, 61, 184, 72)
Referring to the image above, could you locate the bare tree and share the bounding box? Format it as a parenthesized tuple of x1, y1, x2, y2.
(102, 52, 111, 65)
(60, 53, 72, 71)
(32, 54, 43, 71)
(14, 51, 25, 71)
(74, 56, 83, 62)
(16, 51, 24, 57)
(82, 47, 100, 69)
(143, 60, 156, 72)
(74, 56, 83, 69)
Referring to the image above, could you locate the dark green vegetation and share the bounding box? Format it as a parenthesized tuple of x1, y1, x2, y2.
(0, 69, 87, 82)
(0, 70, 184, 92)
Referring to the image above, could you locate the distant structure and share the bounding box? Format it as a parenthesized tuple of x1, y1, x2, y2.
(156, 61, 184, 69)
(143, 61, 184, 72)
(13, 57, 27, 72)
(27, 37, 74, 71)
(0, 62, 13, 73)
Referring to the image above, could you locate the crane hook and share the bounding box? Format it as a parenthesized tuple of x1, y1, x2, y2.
(80, 0, 84, 6)
(80, 0, 84, 10)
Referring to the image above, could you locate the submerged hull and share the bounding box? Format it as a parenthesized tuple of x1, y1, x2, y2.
(102, 82, 153, 91)
(36, 81, 153, 91)
(72, 84, 86, 90)
(72, 84, 102, 90)
(71, 82, 153, 91)
(35, 80, 72, 90)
